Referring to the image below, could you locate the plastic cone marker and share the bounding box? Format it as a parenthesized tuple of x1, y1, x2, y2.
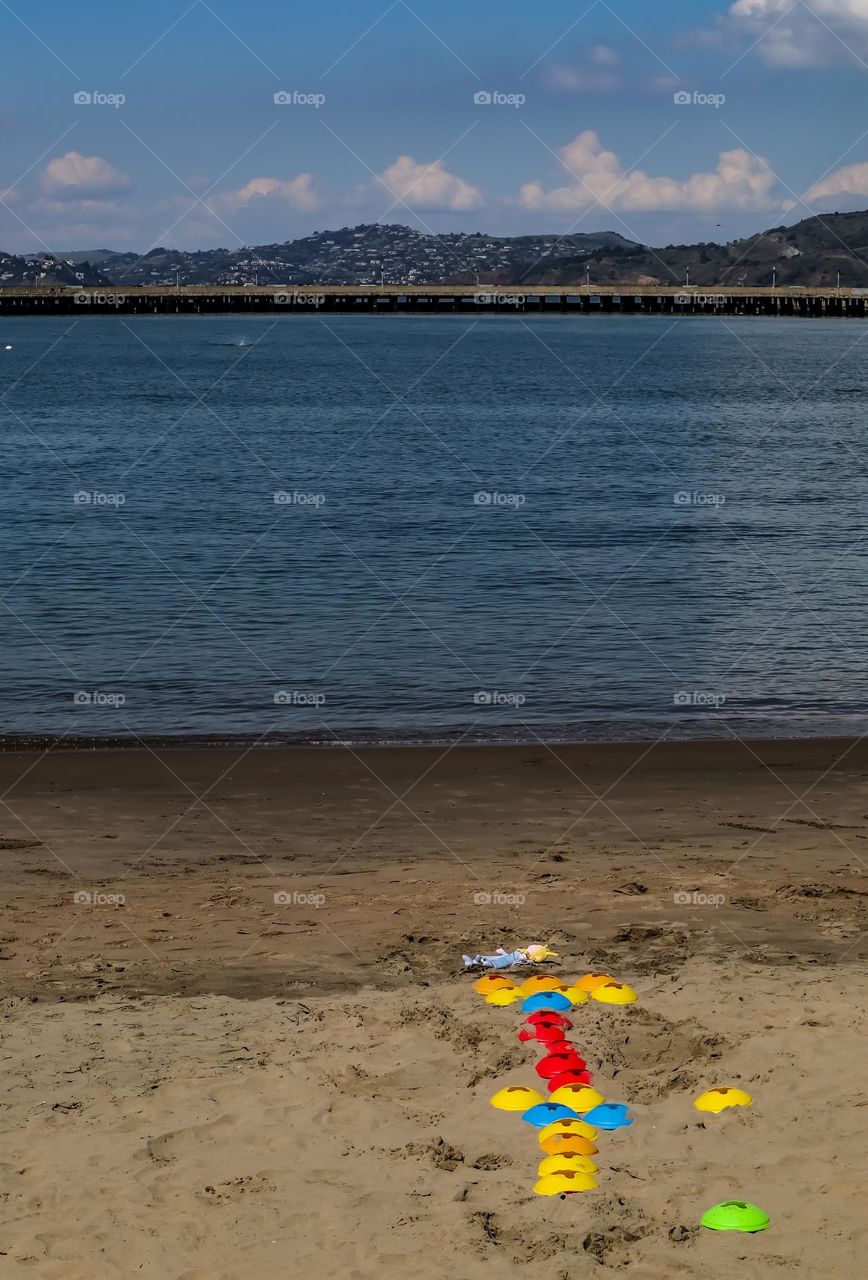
(485, 987, 521, 1006)
(473, 974, 515, 995)
(489, 1085, 544, 1111)
(573, 973, 615, 992)
(536, 1051, 585, 1080)
(701, 1201, 769, 1233)
(546, 1069, 594, 1092)
(583, 1102, 632, 1130)
(533, 1170, 598, 1195)
(523, 1011, 572, 1030)
(562, 986, 590, 1005)
(548, 1084, 605, 1111)
(518, 1022, 575, 1046)
(537, 1117, 598, 1143)
(538, 1132, 599, 1156)
(521, 975, 570, 996)
(591, 981, 637, 1006)
(537, 1152, 598, 1177)
(694, 1087, 753, 1114)
(522, 1102, 579, 1128)
(522, 992, 572, 1014)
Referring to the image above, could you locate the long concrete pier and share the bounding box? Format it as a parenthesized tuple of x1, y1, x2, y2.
(2, 283, 868, 317)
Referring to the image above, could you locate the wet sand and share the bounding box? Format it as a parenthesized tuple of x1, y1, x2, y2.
(1, 738, 866, 1277)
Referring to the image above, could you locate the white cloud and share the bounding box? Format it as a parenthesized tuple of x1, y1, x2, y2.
(725, 0, 868, 67)
(363, 155, 483, 211)
(545, 63, 621, 93)
(213, 175, 320, 212)
(591, 44, 621, 66)
(803, 161, 868, 202)
(39, 152, 131, 199)
(32, 197, 131, 218)
(518, 130, 781, 213)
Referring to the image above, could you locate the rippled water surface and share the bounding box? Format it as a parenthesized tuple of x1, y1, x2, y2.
(2, 313, 867, 741)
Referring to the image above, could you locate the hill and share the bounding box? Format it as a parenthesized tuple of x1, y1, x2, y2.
(4, 212, 868, 288)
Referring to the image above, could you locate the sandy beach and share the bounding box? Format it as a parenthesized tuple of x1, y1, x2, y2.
(1, 737, 867, 1277)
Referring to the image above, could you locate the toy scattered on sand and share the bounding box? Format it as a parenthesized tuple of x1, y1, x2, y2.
(694, 1087, 753, 1114)
(573, 973, 614, 992)
(546, 1069, 594, 1091)
(522, 1101, 579, 1128)
(562, 985, 590, 1005)
(584, 1103, 633, 1130)
(591, 981, 637, 1005)
(537, 1117, 598, 1143)
(549, 1084, 605, 1111)
(521, 975, 570, 996)
(535, 1037, 579, 1057)
(533, 1170, 598, 1195)
(464, 949, 530, 971)
(538, 1132, 599, 1156)
(473, 974, 515, 995)
(485, 988, 521, 1006)
(535, 1050, 586, 1079)
(523, 1010, 572, 1030)
(701, 1201, 769, 1233)
(490, 1085, 544, 1111)
(537, 1152, 598, 1176)
(463, 944, 558, 970)
(481, 964, 650, 1207)
(522, 991, 571, 1014)
(518, 1020, 573, 1044)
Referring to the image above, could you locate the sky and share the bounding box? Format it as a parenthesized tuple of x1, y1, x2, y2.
(3, 0, 868, 253)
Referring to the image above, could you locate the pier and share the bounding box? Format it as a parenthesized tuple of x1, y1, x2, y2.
(2, 283, 868, 317)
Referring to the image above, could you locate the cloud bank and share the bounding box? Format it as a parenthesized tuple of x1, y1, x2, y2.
(725, 0, 868, 67)
(518, 131, 780, 214)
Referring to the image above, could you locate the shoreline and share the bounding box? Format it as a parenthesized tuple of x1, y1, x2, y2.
(0, 730, 865, 754)
(1, 733, 867, 1002)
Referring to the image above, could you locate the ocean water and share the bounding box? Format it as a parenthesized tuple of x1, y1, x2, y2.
(1, 312, 868, 743)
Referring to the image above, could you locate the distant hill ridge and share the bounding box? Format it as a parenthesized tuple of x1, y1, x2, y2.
(4, 212, 868, 288)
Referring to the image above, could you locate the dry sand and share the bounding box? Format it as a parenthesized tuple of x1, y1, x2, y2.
(1, 738, 867, 1277)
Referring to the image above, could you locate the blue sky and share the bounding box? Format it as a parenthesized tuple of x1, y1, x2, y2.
(3, 0, 868, 252)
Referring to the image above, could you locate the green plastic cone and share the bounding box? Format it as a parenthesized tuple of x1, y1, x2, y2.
(701, 1200, 770, 1233)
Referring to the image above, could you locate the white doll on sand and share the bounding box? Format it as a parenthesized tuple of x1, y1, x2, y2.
(462, 943, 558, 970)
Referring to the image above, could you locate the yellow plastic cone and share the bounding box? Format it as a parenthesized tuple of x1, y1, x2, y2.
(490, 1085, 544, 1112)
(694, 1087, 752, 1114)
(591, 981, 637, 1005)
(537, 1117, 598, 1143)
(533, 1170, 598, 1195)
